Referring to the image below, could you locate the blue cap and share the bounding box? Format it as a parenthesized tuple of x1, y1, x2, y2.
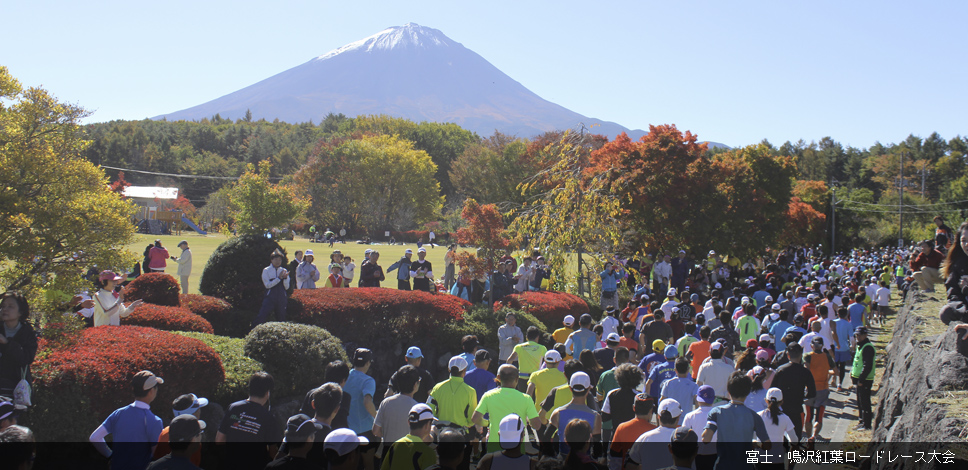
(697, 385, 715, 404)
(405, 346, 423, 359)
(664, 345, 679, 359)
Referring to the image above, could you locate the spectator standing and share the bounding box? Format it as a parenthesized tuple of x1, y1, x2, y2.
(410, 248, 435, 292)
(253, 250, 290, 328)
(940, 221, 968, 324)
(0, 292, 38, 397)
(359, 251, 385, 288)
(216, 372, 281, 470)
(148, 239, 169, 272)
(851, 326, 875, 430)
(288, 251, 303, 295)
(323, 264, 345, 288)
(934, 215, 954, 252)
(296, 250, 321, 289)
(498, 312, 524, 363)
(514, 257, 534, 293)
(600, 262, 624, 311)
(444, 244, 458, 291)
(387, 249, 413, 290)
(93, 271, 143, 327)
(170, 240, 193, 294)
(342, 256, 356, 287)
(89, 371, 165, 470)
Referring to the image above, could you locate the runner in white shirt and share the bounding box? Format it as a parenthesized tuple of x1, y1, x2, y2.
(755, 388, 797, 462)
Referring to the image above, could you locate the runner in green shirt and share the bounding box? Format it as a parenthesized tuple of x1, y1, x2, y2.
(472, 365, 542, 452)
(380, 404, 437, 470)
(427, 356, 478, 429)
(507, 327, 548, 391)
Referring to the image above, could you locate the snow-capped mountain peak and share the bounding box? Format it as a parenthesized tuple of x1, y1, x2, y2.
(316, 23, 455, 60)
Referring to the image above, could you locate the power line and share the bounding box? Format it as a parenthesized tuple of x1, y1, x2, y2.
(99, 165, 283, 181)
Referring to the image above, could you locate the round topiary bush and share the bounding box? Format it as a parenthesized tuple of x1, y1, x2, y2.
(175, 331, 265, 406)
(199, 235, 288, 308)
(289, 288, 471, 391)
(495, 291, 590, 331)
(122, 304, 214, 334)
(244, 322, 347, 398)
(30, 326, 224, 442)
(180, 294, 253, 338)
(121, 272, 181, 306)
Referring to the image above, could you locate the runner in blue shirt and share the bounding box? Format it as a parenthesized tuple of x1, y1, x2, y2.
(89, 371, 165, 470)
(702, 373, 771, 470)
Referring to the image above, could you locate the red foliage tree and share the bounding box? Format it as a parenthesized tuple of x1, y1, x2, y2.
(455, 198, 509, 272)
(108, 171, 131, 197)
(779, 197, 827, 247)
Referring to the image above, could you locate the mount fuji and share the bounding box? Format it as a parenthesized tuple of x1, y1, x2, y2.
(156, 23, 657, 140)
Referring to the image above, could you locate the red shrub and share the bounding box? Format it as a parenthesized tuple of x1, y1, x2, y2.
(32, 326, 224, 440)
(180, 294, 252, 338)
(495, 291, 590, 329)
(122, 304, 214, 334)
(289, 288, 470, 387)
(121, 272, 181, 306)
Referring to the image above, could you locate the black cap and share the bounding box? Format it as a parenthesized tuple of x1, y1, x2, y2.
(353, 348, 373, 366)
(474, 350, 491, 362)
(169, 415, 206, 442)
(672, 426, 698, 443)
(854, 326, 869, 335)
(286, 414, 324, 440)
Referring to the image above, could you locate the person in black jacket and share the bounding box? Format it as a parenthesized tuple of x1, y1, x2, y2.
(770, 343, 815, 441)
(288, 250, 303, 296)
(940, 221, 968, 325)
(0, 292, 37, 397)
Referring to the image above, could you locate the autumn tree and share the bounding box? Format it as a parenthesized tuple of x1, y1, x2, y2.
(0, 65, 136, 298)
(510, 129, 622, 295)
(779, 198, 827, 247)
(449, 132, 532, 208)
(294, 134, 443, 234)
(230, 160, 307, 235)
(454, 198, 510, 304)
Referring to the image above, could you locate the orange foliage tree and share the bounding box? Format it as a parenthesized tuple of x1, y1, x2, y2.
(454, 198, 509, 276)
(779, 197, 827, 247)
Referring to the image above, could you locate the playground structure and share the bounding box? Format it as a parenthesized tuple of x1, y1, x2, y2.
(138, 210, 207, 235)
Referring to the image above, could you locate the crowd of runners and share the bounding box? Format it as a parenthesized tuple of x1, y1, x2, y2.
(3, 218, 968, 470)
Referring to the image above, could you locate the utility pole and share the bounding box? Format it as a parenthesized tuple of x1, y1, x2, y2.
(899, 151, 904, 247)
(921, 161, 927, 198)
(830, 180, 837, 256)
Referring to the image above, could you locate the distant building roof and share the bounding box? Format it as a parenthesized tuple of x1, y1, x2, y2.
(123, 186, 179, 200)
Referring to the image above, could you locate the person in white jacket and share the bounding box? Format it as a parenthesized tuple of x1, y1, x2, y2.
(170, 240, 193, 294)
(93, 271, 143, 327)
(296, 249, 321, 289)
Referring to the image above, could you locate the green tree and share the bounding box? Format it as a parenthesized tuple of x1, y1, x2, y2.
(230, 160, 306, 235)
(449, 132, 531, 207)
(0, 65, 136, 297)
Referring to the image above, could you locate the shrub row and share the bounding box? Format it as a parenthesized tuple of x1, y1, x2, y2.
(121, 272, 181, 306)
(180, 294, 253, 338)
(243, 322, 348, 398)
(495, 291, 591, 330)
(30, 326, 224, 441)
(122, 304, 214, 334)
(174, 331, 265, 406)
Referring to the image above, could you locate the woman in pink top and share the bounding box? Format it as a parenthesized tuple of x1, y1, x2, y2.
(148, 240, 169, 272)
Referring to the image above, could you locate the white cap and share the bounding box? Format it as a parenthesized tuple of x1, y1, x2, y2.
(658, 398, 683, 418)
(405, 249, 413, 254)
(741, 296, 751, 305)
(766, 387, 783, 402)
(771, 303, 781, 310)
(765, 296, 773, 302)
(324, 428, 369, 457)
(714, 283, 722, 289)
(758, 334, 771, 343)
(448, 355, 468, 371)
(498, 414, 525, 450)
(418, 247, 427, 253)
(544, 350, 562, 363)
(569, 372, 591, 392)
(304, 249, 314, 257)
(606, 332, 621, 343)
(769, 312, 779, 321)
(709, 342, 723, 351)
(563, 315, 575, 326)
(667, 288, 677, 297)
(807, 294, 816, 300)
(408, 403, 435, 423)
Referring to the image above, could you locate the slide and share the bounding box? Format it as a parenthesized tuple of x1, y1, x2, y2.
(181, 215, 207, 235)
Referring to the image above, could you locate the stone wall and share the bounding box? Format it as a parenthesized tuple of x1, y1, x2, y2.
(863, 290, 968, 469)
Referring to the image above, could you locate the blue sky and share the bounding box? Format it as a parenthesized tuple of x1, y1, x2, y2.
(5, 1, 966, 148)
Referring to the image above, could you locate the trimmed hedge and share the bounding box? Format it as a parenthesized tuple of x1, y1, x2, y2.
(180, 294, 253, 338)
(30, 326, 224, 441)
(122, 304, 215, 334)
(495, 291, 590, 330)
(200, 235, 287, 308)
(121, 272, 181, 306)
(244, 322, 347, 397)
(289, 288, 471, 391)
(175, 332, 264, 406)
(443, 306, 551, 356)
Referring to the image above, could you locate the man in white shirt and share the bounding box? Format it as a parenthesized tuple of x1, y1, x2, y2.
(696, 342, 733, 401)
(625, 398, 682, 470)
(514, 257, 534, 293)
(654, 255, 672, 295)
(497, 312, 523, 362)
(253, 250, 290, 328)
(680, 385, 718, 469)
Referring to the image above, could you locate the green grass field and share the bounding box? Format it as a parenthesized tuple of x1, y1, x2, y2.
(126, 233, 460, 294)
